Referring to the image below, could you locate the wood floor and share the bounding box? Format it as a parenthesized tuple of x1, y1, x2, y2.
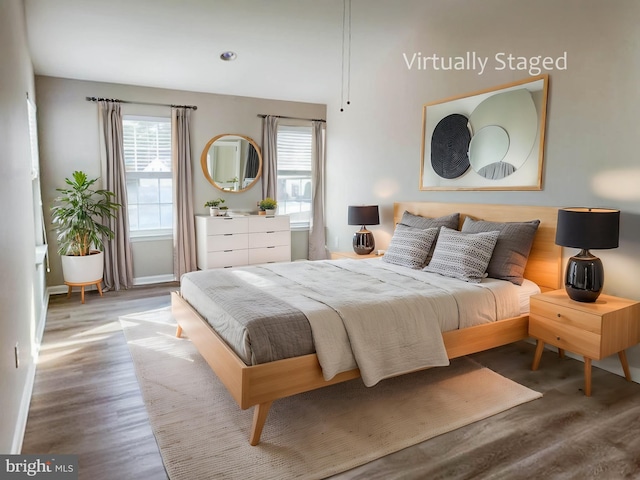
(22, 283, 176, 480)
(22, 284, 640, 479)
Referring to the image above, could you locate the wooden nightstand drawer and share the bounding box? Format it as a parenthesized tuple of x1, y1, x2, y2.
(530, 297, 602, 334)
(529, 314, 601, 359)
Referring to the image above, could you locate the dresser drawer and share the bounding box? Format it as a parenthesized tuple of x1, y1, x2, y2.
(248, 231, 290, 249)
(206, 233, 249, 251)
(203, 250, 249, 269)
(530, 297, 602, 334)
(248, 245, 291, 264)
(529, 314, 602, 359)
(248, 215, 290, 233)
(200, 216, 249, 235)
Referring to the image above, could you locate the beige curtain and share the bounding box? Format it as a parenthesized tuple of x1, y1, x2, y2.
(261, 115, 279, 199)
(171, 107, 197, 279)
(309, 121, 330, 260)
(98, 100, 134, 290)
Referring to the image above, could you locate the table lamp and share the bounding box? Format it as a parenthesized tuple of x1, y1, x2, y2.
(555, 207, 620, 302)
(348, 205, 379, 255)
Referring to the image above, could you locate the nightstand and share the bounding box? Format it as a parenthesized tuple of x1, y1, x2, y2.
(529, 289, 640, 396)
(330, 251, 382, 260)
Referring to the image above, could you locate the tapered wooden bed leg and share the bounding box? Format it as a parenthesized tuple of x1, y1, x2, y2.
(249, 401, 273, 446)
(175, 324, 183, 338)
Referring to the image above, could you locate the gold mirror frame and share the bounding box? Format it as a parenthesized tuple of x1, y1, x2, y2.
(420, 74, 549, 191)
(201, 134, 263, 193)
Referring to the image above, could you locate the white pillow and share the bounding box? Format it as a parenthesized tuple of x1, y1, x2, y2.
(423, 227, 500, 283)
(382, 225, 439, 269)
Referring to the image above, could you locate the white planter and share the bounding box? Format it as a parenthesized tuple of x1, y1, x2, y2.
(61, 250, 104, 284)
(265, 209, 276, 216)
(209, 207, 219, 216)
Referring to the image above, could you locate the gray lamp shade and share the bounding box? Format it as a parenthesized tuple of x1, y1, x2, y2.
(555, 208, 620, 249)
(348, 205, 380, 226)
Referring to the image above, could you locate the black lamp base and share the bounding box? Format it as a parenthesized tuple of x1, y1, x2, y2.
(564, 249, 604, 303)
(352, 227, 375, 255)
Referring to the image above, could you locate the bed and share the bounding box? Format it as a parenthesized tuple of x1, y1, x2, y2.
(172, 202, 562, 445)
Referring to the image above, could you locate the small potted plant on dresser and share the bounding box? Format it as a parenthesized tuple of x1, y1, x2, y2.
(205, 198, 225, 216)
(259, 197, 277, 216)
(50, 170, 120, 287)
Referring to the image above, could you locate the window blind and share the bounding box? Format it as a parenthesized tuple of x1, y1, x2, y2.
(277, 125, 312, 172)
(123, 117, 172, 172)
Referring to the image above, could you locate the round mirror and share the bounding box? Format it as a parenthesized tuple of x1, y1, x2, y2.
(201, 134, 262, 193)
(468, 88, 537, 180)
(468, 125, 511, 179)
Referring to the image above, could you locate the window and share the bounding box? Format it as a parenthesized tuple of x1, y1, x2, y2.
(123, 116, 172, 237)
(276, 125, 313, 228)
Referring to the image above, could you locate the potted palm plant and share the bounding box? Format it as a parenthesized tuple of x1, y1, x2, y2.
(50, 171, 120, 284)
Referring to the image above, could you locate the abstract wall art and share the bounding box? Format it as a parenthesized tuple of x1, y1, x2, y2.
(420, 75, 549, 191)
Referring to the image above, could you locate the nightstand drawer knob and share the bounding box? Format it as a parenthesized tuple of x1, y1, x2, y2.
(557, 313, 561, 318)
(556, 336, 561, 341)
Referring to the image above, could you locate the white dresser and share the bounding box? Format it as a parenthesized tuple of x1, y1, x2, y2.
(195, 215, 291, 269)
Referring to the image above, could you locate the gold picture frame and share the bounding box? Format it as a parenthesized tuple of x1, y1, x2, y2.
(420, 75, 549, 191)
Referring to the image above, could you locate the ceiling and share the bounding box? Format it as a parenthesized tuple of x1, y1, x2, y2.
(24, 0, 347, 105)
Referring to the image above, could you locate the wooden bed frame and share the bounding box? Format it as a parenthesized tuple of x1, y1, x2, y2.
(172, 202, 562, 445)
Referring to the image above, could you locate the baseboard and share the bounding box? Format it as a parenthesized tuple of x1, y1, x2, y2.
(11, 291, 49, 453)
(47, 284, 69, 295)
(133, 274, 176, 286)
(48, 274, 176, 295)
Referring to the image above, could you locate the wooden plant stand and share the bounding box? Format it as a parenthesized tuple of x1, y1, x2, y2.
(65, 279, 103, 304)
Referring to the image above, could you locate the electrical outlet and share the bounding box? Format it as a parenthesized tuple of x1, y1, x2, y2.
(14, 343, 19, 369)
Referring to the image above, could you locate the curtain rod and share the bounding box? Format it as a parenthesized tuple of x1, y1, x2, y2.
(86, 96, 197, 110)
(257, 114, 325, 123)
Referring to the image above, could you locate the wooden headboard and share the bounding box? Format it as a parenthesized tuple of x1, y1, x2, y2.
(393, 202, 562, 292)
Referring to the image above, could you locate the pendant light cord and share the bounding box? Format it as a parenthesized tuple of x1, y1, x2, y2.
(347, 0, 351, 106)
(340, 0, 352, 112)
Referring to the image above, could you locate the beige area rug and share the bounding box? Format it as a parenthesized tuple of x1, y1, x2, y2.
(120, 307, 542, 480)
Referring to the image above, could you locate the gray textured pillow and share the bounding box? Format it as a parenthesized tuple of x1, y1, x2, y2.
(423, 227, 500, 283)
(399, 211, 460, 230)
(382, 225, 439, 269)
(461, 218, 540, 285)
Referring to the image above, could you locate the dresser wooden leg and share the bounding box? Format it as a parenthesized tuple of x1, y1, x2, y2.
(558, 348, 565, 359)
(175, 324, 183, 338)
(584, 357, 592, 396)
(618, 350, 632, 381)
(532, 340, 545, 371)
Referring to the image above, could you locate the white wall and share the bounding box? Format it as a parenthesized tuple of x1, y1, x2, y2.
(325, 0, 640, 378)
(0, 0, 42, 453)
(35, 76, 325, 286)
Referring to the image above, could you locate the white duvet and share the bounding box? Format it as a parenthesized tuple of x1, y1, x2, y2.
(261, 258, 521, 387)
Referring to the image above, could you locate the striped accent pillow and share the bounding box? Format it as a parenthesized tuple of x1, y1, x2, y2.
(423, 227, 500, 283)
(382, 225, 439, 269)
